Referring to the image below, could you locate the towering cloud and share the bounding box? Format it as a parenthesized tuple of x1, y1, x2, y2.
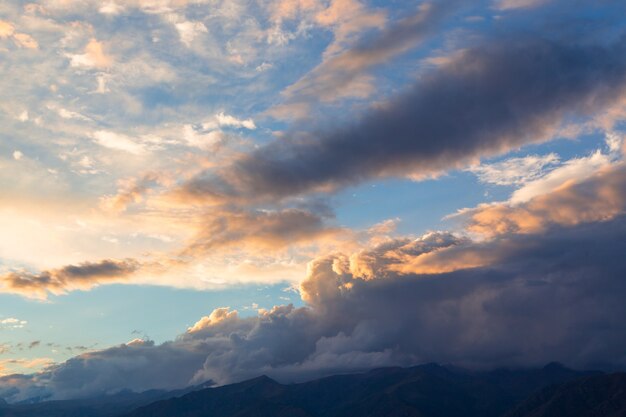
(3, 211, 626, 401)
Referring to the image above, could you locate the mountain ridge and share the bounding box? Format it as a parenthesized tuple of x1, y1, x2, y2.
(123, 363, 604, 417)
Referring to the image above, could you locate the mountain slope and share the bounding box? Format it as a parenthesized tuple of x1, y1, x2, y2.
(123, 363, 596, 417)
(505, 372, 626, 417)
(0, 381, 212, 417)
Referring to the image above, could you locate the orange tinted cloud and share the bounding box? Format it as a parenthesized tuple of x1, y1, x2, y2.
(0, 259, 139, 299)
(466, 164, 626, 237)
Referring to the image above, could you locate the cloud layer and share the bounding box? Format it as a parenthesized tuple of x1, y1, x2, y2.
(3, 206, 626, 401)
(182, 34, 626, 202)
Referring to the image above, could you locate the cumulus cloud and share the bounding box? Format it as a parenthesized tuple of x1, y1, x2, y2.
(464, 163, 626, 237)
(3, 214, 626, 401)
(2, 0, 626, 404)
(187, 307, 239, 333)
(0, 259, 140, 299)
(182, 35, 626, 203)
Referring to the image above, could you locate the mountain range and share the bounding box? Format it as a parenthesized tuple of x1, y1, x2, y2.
(1, 364, 624, 417)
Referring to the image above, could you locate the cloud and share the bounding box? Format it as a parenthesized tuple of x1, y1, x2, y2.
(181, 206, 344, 257)
(98, 1, 125, 15)
(183, 35, 626, 203)
(269, 0, 320, 24)
(182, 126, 227, 151)
(325, 231, 466, 283)
(69, 39, 112, 69)
(508, 150, 615, 204)
(272, 1, 455, 114)
(99, 173, 163, 213)
(0, 20, 38, 49)
(12, 33, 38, 49)
(173, 20, 208, 47)
(12, 151, 23, 161)
(464, 162, 626, 237)
(467, 153, 560, 186)
(0, 21, 15, 38)
(202, 112, 256, 131)
(494, 0, 548, 10)
(0, 259, 140, 299)
(187, 307, 239, 332)
(0, 358, 54, 377)
(0, 318, 28, 329)
(3, 212, 626, 401)
(91, 130, 147, 155)
(267, 0, 385, 49)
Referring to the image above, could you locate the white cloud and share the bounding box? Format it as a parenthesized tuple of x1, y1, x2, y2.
(510, 150, 614, 204)
(92, 130, 146, 155)
(255, 62, 273, 72)
(99, 2, 125, 15)
(0, 318, 27, 329)
(606, 131, 623, 153)
(69, 39, 112, 69)
(0, 21, 15, 38)
(202, 112, 256, 130)
(174, 20, 208, 47)
(12, 33, 38, 49)
(16, 110, 29, 122)
(183, 125, 226, 150)
(57, 108, 90, 121)
(468, 153, 560, 186)
(95, 74, 110, 94)
(494, 0, 548, 10)
(12, 151, 24, 161)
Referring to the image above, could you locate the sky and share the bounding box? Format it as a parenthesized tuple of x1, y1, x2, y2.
(1, 0, 626, 403)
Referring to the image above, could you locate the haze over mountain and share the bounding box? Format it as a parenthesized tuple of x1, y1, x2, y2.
(2, 364, 623, 417)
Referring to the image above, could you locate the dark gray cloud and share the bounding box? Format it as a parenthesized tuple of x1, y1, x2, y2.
(0, 259, 139, 298)
(182, 34, 626, 202)
(3, 216, 626, 402)
(181, 206, 340, 257)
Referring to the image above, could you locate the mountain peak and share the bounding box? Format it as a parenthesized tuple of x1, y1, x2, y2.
(542, 362, 568, 372)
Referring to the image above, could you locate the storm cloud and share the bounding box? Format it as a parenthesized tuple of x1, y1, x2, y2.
(3, 214, 626, 401)
(182, 34, 626, 203)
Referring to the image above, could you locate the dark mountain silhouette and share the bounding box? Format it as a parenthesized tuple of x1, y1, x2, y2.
(0, 381, 212, 417)
(122, 363, 599, 417)
(505, 372, 626, 417)
(1, 364, 622, 417)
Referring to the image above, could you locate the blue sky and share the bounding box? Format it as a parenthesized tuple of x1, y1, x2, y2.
(2, 0, 626, 402)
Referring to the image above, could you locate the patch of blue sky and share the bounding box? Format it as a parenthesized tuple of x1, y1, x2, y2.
(0, 283, 300, 364)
